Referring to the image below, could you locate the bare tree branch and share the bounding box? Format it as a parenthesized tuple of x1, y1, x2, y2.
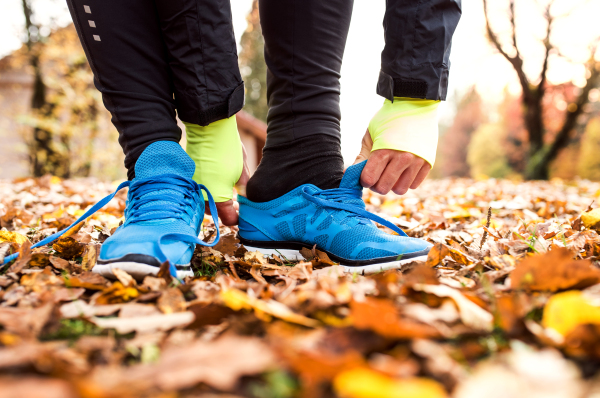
(544, 57, 600, 165)
(483, 0, 532, 101)
(538, 2, 554, 94)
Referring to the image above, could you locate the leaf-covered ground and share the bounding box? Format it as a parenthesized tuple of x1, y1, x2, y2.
(2, 176, 600, 398)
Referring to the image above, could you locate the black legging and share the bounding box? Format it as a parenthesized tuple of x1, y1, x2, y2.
(66, 0, 461, 179)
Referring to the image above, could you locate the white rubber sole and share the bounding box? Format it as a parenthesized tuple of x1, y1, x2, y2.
(243, 246, 428, 274)
(92, 262, 194, 280)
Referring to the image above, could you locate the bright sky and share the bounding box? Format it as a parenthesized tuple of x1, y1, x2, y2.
(1, 0, 598, 164)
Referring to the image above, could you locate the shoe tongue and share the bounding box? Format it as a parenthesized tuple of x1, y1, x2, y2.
(135, 141, 195, 179)
(339, 160, 367, 191)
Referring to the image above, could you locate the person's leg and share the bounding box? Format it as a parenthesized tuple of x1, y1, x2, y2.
(238, 0, 460, 272)
(245, 0, 353, 203)
(154, 0, 244, 126)
(66, 0, 221, 279)
(66, 0, 181, 180)
(154, 0, 245, 226)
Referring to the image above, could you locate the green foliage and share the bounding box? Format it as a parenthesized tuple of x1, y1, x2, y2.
(467, 123, 513, 179)
(249, 370, 298, 398)
(239, 0, 268, 122)
(577, 117, 600, 180)
(41, 318, 103, 341)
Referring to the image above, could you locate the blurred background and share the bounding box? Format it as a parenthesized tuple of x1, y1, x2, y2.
(0, 0, 599, 182)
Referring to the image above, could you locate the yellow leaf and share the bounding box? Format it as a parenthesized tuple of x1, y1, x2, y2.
(0, 230, 29, 245)
(582, 208, 600, 230)
(220, 288, 319, 327)
(334, 368, 447, 398)
(542, 290, 600, 336)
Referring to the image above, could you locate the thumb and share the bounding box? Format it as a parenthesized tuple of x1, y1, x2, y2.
(353, 129, 374, 165)
(207, 200, 238, 226)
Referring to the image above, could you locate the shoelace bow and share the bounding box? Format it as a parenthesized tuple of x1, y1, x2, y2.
(1, 174, 220, 279)
(301, 186, 408, 237)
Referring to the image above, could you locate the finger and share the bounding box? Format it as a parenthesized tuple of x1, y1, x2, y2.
(360, 150, 391, 188)
(392, 161, 423, 195)
(206, 200, 238, 226)
(371, 154, 411, 194)
(409, 163, 431, 189)
(353, 129, 373, 165)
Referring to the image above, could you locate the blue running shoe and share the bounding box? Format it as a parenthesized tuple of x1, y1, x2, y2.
(1, 141, 221, 280)
(94, 142, 220, 279)
(237, 161, 431, 274)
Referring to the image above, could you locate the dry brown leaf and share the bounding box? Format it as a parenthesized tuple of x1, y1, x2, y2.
(52, 237, 85, 260)
(157, 287, 186, 314)
(91, 311, 195, 334)
(0, 303, 54, 337)
(510, 248, 600, 291)
(351, 297, 441, 339)
(85, 335, 275, 392)
(8, 240, 32, 274)
(412, 284, 493, 332)
(80, 244, 98, 272)
(94, 281, 139, 305)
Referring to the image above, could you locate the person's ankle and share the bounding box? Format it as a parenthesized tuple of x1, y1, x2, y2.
(246, 135, 344, 202)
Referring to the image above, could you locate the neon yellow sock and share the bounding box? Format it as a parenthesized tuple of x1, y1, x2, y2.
(184, 116, 243, 202)
(368, 97, 440, 167)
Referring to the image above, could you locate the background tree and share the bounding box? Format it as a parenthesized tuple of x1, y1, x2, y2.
(238, 0, 268, 122)
(21, 0, 61, 176)
(483, 0, 600, 179)
(467, 123, 513, 178)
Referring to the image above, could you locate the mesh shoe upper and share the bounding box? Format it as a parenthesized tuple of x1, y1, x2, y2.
(99, 142, 206, 265)
(238, 161, 431, 262)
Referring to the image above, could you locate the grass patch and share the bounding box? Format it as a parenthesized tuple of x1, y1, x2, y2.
(249, 370, 298, 398)
(193, 260, 219, 278)
(41, 319, 104, 341)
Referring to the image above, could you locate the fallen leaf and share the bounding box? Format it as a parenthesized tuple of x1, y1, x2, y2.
(0, 303, 54, 337)
(60, 300, 122, 318)
(49, 256, 70, 271)
(94, 281, 139, 305)
(0, 376, 78, 398)
(52, 237, 85, 260)
(582, 208, 600, 230)
(157, 288, 186, 314)
(85, 335, 275, 392)
(511, 248, 600, 291)
(542, 290, 600, 336)
(351, 297, 441, 339)
(212, 233, 241, 256)
(412, 284, 493, 332)
(91, 311, 195, 334)
(80, 245, 98, 272)
(8, 240, 32, 274)
(0, 230, 29, 245)
(67, 272, 108, 290)
(334, 368, 447, 398)
(220, 287, 319, 327)
(426, 243, 450, 267)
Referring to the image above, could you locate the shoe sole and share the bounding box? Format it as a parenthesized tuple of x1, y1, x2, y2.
(240, 233, 430, 274)
(244, 246, 427, 274)
(93, 262, 194, 280)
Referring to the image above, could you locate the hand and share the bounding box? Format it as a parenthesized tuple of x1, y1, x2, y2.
(353, 129, 431, 195)
(205, 144, 250, 226)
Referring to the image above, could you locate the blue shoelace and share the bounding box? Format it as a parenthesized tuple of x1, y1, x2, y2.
(1, 174, 220, 278)
(301, 186, 408, 237)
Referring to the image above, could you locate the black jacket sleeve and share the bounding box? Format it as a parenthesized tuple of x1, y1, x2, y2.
(378, 0, 462, 101)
